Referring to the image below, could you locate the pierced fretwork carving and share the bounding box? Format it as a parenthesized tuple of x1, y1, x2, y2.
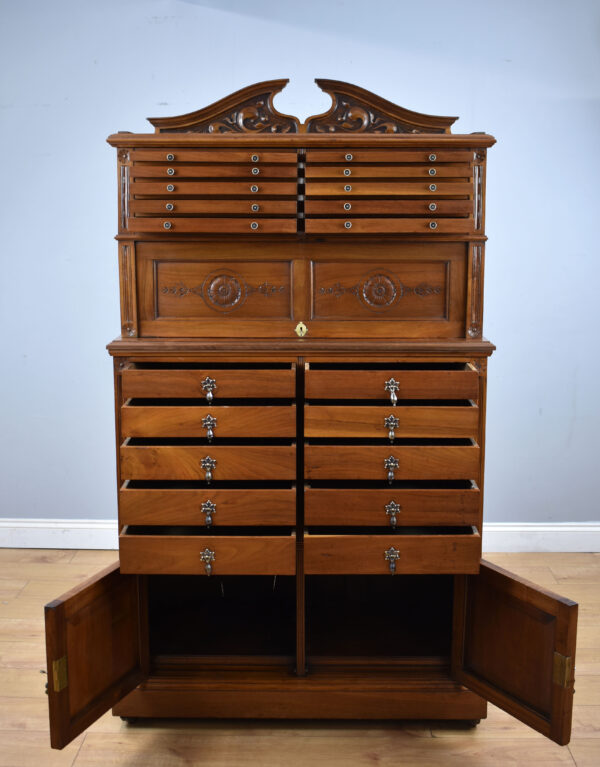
(306, 80, 458, 134)
(148, 80, 300, 134)
(146, 79, 458, 135)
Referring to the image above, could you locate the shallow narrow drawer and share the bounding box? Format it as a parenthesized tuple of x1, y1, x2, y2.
(130, 181, 298, 196)
(304, 528, 480, 574)
(131, 164, 298, 179)
(126, 217, 297, 234)
(130, 199, 297, 215)
(304, 485, 479, 526)
(305, 405, 478, 439)
(304, 181, 472, 197)
(122, 404, 296, 438)
(305, 150, 474, 164)
(130, 149, 297, 164)
(305, 164, 472, 179)
(305, 368, 479, 401)
(119, 529, 296, 575)
(304, 199, 472, 216)
(121, 444, 296, 481)
(120, 485, 296, 526)
(121, 368, 295, 399)
(305, 444, 480, 481)
(304, 218, 473, 235)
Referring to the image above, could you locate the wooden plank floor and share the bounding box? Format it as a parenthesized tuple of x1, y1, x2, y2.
(0, 549, 598, 766)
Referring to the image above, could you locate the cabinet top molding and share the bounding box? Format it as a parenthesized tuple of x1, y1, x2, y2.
(142, 78, 460, 135)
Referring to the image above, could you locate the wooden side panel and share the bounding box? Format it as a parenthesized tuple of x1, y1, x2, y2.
(119, 534, 296, 575)
(305, 444, 480, 481)
(45, 563, 144, 749)
(453, 560, 578, 745)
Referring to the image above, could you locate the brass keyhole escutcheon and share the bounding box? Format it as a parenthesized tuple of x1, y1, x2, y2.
(295, 321, 308, 338)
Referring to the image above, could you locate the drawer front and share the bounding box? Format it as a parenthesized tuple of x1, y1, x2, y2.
(130, 199, 297, 215)
(304, 181, 473, 197)
(304, 487, 479, 527)
(130, 149, 297, 164)
(305, 405, 478, 439)
(121, 368, 295, 399)
(131, 164, 297, 179)
(120, 445, 296, 481)
(305, 445, 480, 481)
(126, 217, 297, 234)
(304, 199, 472, 216)
(122, 405, 296, 439)
(120, 487, 296, 526)
(119, 533, 296, 575)
(304, 218, 473, 235)
(305, 164, 472, 179)
(304, 532, 480, 574)
(305, 150, 474, 164)
(130, 180, 298, 196)
(305, 368, 479, 401)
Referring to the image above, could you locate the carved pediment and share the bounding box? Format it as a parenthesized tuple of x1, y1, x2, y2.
(306, 79, 457, 134)
(148, 79, 300, 134)
(147, 79, 458, 134)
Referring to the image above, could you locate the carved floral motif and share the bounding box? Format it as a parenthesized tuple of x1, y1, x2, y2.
(161, 271, 285, 313)
(309, 99, 410, 134)
(318, 271, 441, 312)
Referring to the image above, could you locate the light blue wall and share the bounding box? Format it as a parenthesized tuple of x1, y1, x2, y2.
(1, 0, 599, 522)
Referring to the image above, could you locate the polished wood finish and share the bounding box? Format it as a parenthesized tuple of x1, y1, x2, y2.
(42, 82, 579, 751)
(304, 531, 481, 574)
(305, 444, 480, 481)
(120, 444, 296, 481)
(44, 563, 144, 749)
(8, 549, 589, 763)
(121, 367, 295, 399)
(119, 532, 296, 575)
(452, 561, 578, 746)
(121, 404, 296, 438)
(305, 367, 479, 400)
(120, 485, 296, 526)
(304, 486, 480, 526)
(305, 404, 478, 439)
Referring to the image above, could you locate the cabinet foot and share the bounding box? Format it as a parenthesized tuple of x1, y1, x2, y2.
(120, 717, 139, 725)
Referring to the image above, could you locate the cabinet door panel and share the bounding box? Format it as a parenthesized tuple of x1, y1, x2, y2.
(45, 563, 144, 749)
(452, 560, 577, 745)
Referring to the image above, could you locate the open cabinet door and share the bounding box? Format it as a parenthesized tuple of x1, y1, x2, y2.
(45, 562, 147, 749)
(452, 560, 577, 745)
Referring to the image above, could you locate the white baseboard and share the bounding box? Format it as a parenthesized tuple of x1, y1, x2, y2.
(481, 522, 600, 553)
(0, 519, 599, 552)
(0, 519, 119, 550)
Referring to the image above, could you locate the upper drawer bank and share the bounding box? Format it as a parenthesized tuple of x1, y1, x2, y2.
(125, 147, 298, 235)
(122, 239, 481, 339)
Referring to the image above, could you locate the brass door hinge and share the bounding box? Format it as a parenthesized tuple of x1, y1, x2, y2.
(553, 652, 573, 689)
(52, 656, 68, 692)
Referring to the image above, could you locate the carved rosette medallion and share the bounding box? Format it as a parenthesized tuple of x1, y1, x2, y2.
(206, 274, 244, 311)
(319, 270, 441, 313)
(362, 274, 400, 308)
